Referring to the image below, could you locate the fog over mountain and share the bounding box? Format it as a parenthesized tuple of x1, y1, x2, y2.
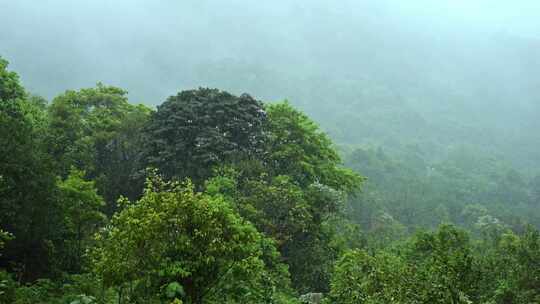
(2, 0, 539, 168)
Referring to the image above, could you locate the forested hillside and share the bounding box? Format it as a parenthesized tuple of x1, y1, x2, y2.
(1, 54, 540, 303)
(1, 1, 540, 303)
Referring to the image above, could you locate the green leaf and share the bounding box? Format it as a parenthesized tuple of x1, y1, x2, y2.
(165, 282, 185, 298)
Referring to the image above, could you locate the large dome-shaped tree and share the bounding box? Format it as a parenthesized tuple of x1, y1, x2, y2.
(141, 88, 267, 183)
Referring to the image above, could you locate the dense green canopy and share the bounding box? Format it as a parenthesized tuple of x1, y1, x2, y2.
(0, 56, 539, 304)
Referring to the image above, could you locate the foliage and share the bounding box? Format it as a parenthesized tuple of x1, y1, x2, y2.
(0, 231, 13, 254)
(328, 224, 540, 304)
(264, 102, 362, 192)
(0, 57, 25, 101)
(91, 172, 293, 303)
(55, 168, 106, 273)
(405, 225, 478, 303)
(327, 249, 409, 304)
(203, 101, 363, 293)
(345, 146, 537, 242)
(141, 88, 267, 184)
(47, 84, 152, 213)
(480, 227, 540, 303)
(0, 272, 110, 304)
(0, 58, 61, 280)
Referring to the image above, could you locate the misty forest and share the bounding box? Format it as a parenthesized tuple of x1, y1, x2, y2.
(1, 1, 540, 303)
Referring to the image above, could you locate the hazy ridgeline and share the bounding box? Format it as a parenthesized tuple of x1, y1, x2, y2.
(1, 1, 540, 303)
(2, 0, 539, 169)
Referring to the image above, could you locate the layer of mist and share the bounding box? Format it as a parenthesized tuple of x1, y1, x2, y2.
(1, 0, 539, 169)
